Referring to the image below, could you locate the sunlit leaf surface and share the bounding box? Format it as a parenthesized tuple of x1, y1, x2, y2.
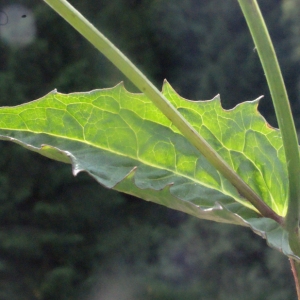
(0, 82, 295, 259)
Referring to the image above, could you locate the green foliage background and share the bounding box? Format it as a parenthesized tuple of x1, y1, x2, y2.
(0, 0, 300, 299)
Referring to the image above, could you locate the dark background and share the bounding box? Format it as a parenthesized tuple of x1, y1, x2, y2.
(0, 0, 300, 299)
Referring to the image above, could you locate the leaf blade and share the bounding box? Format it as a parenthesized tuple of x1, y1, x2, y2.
(0, 82, 293, 257)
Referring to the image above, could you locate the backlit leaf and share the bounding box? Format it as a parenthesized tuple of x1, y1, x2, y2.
(0, 82, 295, 259)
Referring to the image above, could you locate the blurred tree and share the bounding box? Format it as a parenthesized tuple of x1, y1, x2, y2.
(282, 0, 300, 127)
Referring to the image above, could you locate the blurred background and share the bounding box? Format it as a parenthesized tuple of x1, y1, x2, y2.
(0, 0, 300, 299)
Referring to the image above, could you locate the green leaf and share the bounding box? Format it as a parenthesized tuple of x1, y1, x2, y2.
(0, 82, 295, 259)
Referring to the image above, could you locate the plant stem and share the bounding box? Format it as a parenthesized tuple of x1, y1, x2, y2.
(290, 258, 300, 300)
(43, 0, 283, 223)
(237, 1, 300, 234)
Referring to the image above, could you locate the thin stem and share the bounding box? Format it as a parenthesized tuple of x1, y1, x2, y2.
(237, 1, 300, 232)
(43, 0, 283, 223)
(290, 258, 300, 300)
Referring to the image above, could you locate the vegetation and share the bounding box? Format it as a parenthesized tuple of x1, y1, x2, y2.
(1, 0, 300, 299)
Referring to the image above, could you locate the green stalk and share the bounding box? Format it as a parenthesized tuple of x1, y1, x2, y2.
(237, 0, 300, 237)
(42, 0, 283, 223)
